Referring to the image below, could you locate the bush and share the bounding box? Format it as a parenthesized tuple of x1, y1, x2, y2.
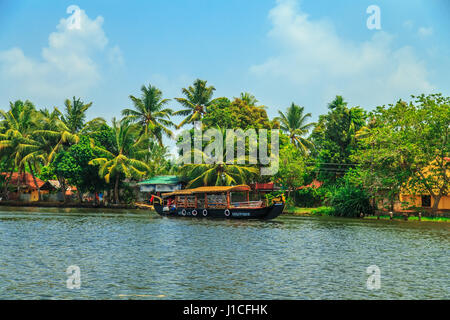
(326, 185, 374, 217)
(294, 187, 326, 207)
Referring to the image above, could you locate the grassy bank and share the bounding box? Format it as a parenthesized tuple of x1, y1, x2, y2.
(284, 206, 334, 216)
(284, 206, 450, 222)
(364, 215, 450, 223)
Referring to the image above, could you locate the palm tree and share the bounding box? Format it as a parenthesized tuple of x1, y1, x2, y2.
(328, 95, 347, 110)
(239, 92, 258, 106)
(122, 84, 174, 146)
(174, 79, 216, 128)
(143, 140, 178, 176)
(276, 103, 315, 155)
(180, 126, 259, 187)
(0, 100, 41, 198)
(89, 118, 150, 204)
(182, 160, 259, 188)
(35, 97, 105, 162)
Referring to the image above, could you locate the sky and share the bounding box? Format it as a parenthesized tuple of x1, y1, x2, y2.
(0, 0, 449, 131)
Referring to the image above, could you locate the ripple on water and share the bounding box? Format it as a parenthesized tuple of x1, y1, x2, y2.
(0, 209, 448, 299)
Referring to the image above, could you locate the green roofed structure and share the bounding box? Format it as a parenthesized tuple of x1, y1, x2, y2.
(138, 175, 183, 193)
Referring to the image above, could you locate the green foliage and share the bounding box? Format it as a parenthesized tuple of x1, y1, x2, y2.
(276, 102, 315, 155)
(38, 165, 57, 181)
(122, 83, 174, 145)
(326, 184, 374, 217)
(120, 184, 137, 204)
(294, 186, 326, 207)
(264, 190, 285, 203)
(311, 95, 366, 184)
(174, 79, 217, 128)
(274, 144, 305, 198)
(352, 93, 450, 212)
(89, 118, 150, 203)
(310, 206, 335, 216)
(203, 97, 274, 130)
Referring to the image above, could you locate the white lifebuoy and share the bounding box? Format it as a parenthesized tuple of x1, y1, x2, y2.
(224, 209, 231, 217)
(202, 209, 208, 217)
(192, 209, 198, 216)
(181, 209, 186, 216)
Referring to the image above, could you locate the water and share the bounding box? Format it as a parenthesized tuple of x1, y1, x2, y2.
(0, 207, 448, 299)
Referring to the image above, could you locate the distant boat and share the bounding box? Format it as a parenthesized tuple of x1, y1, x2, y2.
(152, 185, 285, 220)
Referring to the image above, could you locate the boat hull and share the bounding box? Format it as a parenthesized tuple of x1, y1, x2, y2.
(153, 203, 284, 220)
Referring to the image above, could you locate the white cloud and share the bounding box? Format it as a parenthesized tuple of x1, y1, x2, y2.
(418, 27, 433, 37)
(250, 0, 434, 109)
(0, 7, 121, 104)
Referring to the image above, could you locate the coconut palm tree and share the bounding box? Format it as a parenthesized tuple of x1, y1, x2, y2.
(328, 95, 347, 110)
(122, 84, 174, 146)
(180, 126, 259, 187)
(174, 79, 216, 128)
(35, 97, 105, 162)
(0, 100, 41, 198)
(182, 159, 259, 188)
(239, 92, 258, 107)
(89, 118, 150, 204)
(276, 103, 315, 155)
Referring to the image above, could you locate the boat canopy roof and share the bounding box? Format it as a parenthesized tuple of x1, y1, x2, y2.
(162, 185, 251, 198)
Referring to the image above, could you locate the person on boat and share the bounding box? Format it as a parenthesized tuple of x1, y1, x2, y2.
(168, 198, 176, 212)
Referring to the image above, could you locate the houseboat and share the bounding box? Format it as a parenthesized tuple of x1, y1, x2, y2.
(152, 185, 285, 220)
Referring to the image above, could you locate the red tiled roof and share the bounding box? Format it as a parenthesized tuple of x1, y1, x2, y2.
(297, 179, 323, 190)
(1, 172, 45, 189)
(252, 182, 275, 190)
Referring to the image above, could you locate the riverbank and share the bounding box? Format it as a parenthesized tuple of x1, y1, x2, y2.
(1, 201, 449, 222)
(283, 206, 450, 222)
(0, 200, 136, 210)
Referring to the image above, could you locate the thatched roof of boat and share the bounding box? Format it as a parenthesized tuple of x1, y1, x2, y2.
(162, 185, 250, 197)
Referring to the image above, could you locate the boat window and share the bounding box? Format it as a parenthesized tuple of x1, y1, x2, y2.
(206, 193, 227, 208)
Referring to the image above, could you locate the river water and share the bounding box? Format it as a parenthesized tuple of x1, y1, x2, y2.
(0, 207, 448, 299)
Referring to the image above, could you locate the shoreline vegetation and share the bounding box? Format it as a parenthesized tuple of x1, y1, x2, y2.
(0, 80, 449, 218)
(284, 205, 450, 222)
(1, 201, 448, 223)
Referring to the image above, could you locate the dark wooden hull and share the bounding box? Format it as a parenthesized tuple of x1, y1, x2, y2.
(153, 203, 285, 220)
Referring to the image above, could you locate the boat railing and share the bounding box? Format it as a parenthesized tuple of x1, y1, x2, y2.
(230, 201, 264, 208)
(206, 202, 227, 209)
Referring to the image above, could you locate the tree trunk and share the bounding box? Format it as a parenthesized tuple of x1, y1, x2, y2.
(77, 189, 83, 203)
(16, 170, 21, 199)
(29, 162, 41, 201)
(59, 177, 67, 203)
(3, 167, 14, 199)
(431, 193, 442, 213)
(114, 175, 120, 204)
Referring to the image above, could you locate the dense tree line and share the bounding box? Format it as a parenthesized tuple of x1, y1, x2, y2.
(0, 79, 448, 213)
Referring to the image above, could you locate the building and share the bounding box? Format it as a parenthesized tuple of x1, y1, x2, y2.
(381, 158, 450, 212)
(40, 180, 78, 201)
(1, 173, 78, 202)
(296, 180, 323, 190)
(138, 175, 183, 196)
(1, 172, 45, 201)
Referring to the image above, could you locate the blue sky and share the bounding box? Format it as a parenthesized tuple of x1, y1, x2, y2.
(1, 0, 449, 127)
